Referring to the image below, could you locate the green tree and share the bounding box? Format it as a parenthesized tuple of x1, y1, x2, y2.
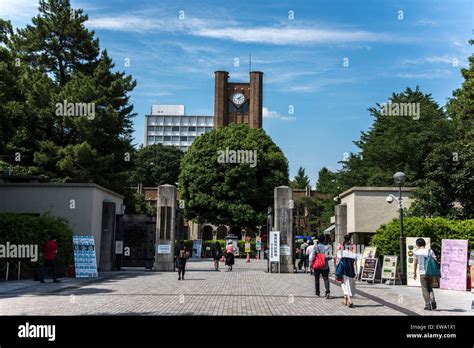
(179, 123, 289, 229)
(1, 0, 136, 195)
(289, 166, 310, 189)
(410, 41, 474, 219)
(129, 144, 183, 187)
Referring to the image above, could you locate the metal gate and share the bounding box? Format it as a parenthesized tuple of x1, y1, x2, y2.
(115, 215, 156, 269)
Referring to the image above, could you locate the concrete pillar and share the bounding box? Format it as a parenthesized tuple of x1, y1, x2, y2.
(153, 184, 176, 271)
(335, 204, 347, 245)
(274, 186, 294, 273)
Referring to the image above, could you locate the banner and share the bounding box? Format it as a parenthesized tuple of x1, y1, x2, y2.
(73, 235, 98, 278)
(382, 255, 398, 281)
(269, 231, 280, 262)
(192, 239, 202, 259)
(256, 237, 262, 251)
(440, 239, 468, 291)
(406, 237, 431, 287)
(245, 243, 251, 253)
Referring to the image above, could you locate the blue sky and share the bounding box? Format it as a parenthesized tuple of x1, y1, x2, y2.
(1, 0, 472, 186)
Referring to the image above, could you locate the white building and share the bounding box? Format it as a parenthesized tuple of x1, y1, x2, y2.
(144, 105, 214, 151)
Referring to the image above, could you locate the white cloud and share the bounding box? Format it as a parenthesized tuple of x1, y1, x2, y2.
(262, 107, 295, 121)
(416, 19, 439, 27)
(193, 27, 395, 45)
(87, 16, 168, 32)
(395, 69, 452, 79)
(402, 56, 454, 65)
(0, 0, 37, 22)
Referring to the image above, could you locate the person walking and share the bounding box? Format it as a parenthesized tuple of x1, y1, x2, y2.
(212, 241, 223, 271)
(413, 238, 438, 310)
(335, 235, 357, 307)
(40, 236, 60, 283)
(225, 241, 235, 271)
(301, 238, 309, 273)
(175, 241, 188, 280)
(310, 235, 331, 298)
(306, 240, 315, 275)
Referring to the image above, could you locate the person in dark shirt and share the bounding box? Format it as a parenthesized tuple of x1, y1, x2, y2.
(40, 236, 60, 283)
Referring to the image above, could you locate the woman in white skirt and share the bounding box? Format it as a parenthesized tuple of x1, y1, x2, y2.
(335, 235, 358, 307)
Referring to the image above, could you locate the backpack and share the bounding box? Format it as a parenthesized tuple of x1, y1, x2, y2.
(424, 250, 440, 277)
(179, 249, 186, 259)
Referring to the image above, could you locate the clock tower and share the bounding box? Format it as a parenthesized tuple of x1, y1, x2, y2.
(214, 71, 263, 129)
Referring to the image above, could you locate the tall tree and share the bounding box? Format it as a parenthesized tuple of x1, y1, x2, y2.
(290, 166, 310, 189)
(179, 124, 288, 229)
(129, 144, 183, 187)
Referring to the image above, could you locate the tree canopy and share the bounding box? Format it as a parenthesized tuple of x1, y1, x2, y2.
(179, 123, 289, 228)
(289, 166, 310, 189)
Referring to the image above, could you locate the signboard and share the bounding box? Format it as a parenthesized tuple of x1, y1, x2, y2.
(280, 244, 291, 256)
(256, 237, 262, 251)
(406, 237, 431, 287)
(381, 255, 398, 280)
(468, 251, 474, 266)
(192, 239, 202, 259)
(440, 239, 468, 291)
(361, 258, 378, 281)
(269, 231, 280, 262)
(157, 244, 171, 254)
(245, 243, 251, 253)
(360, 246, 377, 274)
(115, 241, 123, 255)
(73, 235, 98, 278)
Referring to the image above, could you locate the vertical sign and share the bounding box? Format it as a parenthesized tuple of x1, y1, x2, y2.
(269, 231, 280, 262)
(440, 239, 468, 291)
(406, 237, 431, 287)
(73, 235, 98, 278)
(256, 237, 262, 251)
(192, 239, 202, 259)
(381, 255, 398, 281)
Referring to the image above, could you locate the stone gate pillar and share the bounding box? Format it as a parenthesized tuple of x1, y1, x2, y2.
(153, 184, 177, 271)
(274, 186, 294, 273)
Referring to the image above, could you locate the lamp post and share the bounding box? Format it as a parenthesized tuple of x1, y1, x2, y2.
(266, 206, 272, 273)
(387, 171, 406, 284)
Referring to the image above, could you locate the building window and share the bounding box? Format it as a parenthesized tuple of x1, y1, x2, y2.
(156, 136, 163, 141)
(164, 126, 171, 132)
(197, 127, 205, 133)
(164, 136, 171, 141)
(188, 136, 195, 141)
(180, 136, 187, 141)
(147, 126, 155, 132)
(172, 136, 179, 142)
(156, 126, 163, 132)
(189, 126, 196, 132)
(147, 136, 154, 142)
(172, 126, 180, 132)
(205, 127, 213, 132)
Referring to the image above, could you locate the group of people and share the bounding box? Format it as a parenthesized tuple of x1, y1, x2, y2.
(174, 240, 236, 279)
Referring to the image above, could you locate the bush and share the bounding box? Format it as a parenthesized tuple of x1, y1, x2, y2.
(370, 217, 474, 258)
(0, 213, 73, 279)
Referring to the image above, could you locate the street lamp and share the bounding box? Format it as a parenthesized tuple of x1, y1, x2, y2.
(266, 206, 272, 273)
(387, 171, 406, 284)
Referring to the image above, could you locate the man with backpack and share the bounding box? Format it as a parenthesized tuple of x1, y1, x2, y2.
(310, 235, 331, 298)
(413, 238, 439, 310)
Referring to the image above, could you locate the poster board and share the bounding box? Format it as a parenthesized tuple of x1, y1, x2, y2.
(381, 255, 398, 281)
(361, 258, 378, 281)
(360, 246, 376, 274)
(256, 237, 262, 251)
(269, 231, 280, 262)
(440, 239, 468, 291)
(192, 239, 202, 259)
(406, 237, 431, 287)
(73, 235, 98, 278)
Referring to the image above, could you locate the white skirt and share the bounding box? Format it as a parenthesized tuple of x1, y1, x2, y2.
(341, 276, 356, 297)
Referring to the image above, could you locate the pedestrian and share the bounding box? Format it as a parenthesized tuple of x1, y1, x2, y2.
(335, 234, 357, 307)
(212, 241, 222, 271)
(310, 235, 332, 298)
(40, 235, 60, 283)
(225, 241, 235, 271)
(306, 240, 315, 275)
(175, 240, 188, 280)
(300, 238, 309, 273)
(413, 238, 438, 311)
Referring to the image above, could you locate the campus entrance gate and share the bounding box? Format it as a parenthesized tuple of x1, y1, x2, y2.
(115, 215, 156, 269)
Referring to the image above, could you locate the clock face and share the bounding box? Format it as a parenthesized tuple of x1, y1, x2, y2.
(231, 93, 245, 106)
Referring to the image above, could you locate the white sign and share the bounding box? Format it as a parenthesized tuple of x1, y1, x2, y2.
(157, 244, 171, 254)
(269, 231, 280, 262)
(115, 241, 123, 255)
(280, 244, 291, 256)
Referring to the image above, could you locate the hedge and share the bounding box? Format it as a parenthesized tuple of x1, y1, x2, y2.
(0, 213, 73, 279)
(370, 217, 474, 258)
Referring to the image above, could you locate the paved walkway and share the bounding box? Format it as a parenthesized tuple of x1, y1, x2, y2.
(0, 259, 472, 316)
